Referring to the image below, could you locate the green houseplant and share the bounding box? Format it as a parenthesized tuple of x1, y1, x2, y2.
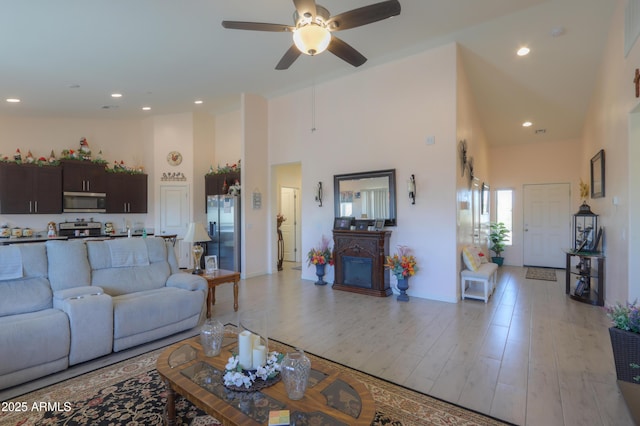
(489, 222, 510, 266)
(606, 300, 640, 424)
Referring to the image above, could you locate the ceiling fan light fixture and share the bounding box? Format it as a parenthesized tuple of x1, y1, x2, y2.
(293, 24, 331, 56)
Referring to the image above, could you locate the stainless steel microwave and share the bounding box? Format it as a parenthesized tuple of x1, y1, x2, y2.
(63, 192, 107, 213)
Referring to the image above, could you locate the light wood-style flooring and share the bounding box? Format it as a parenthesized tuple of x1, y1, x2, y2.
(210, 263, 634, 426)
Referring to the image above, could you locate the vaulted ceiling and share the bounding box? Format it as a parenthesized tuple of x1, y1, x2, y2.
(0, 0, 615, 145)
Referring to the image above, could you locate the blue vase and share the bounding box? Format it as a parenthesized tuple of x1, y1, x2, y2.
(315, 264, 327, 285)
(396, 277, 410, 302)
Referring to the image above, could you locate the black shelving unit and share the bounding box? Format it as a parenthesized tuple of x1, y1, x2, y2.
(565, 250, 605, 306)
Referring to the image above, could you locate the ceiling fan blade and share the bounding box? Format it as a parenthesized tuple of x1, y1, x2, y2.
(293, 0, 317, 20)
(276, 45, 302, 70)
(327, 0, 401, 31)
(221, 21, 293, 32)
(327, 36, 367, 67)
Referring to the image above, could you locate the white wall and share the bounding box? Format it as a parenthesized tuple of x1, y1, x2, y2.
(242, 94, 269, 278)
(456, 45, 492, 300)
(489, 139, 582, 266)
(214, 109, 242, 168)
(581, 2, 636, 304)
(268, 44, 460, 302)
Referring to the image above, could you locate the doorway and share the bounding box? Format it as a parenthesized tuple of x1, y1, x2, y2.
(523, 183, 571, 268)
(280, 186, 301, 262)
(160, 184, 190, 267)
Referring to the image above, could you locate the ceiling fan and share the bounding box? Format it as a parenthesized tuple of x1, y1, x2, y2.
(221, 0, 401, 70)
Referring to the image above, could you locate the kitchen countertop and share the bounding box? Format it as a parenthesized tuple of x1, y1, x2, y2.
(1, 233, 154, 245)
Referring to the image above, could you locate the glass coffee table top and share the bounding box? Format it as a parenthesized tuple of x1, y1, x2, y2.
(157, 333, 375, 426)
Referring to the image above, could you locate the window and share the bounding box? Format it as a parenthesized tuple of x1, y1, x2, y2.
(495, 189, 513, 245)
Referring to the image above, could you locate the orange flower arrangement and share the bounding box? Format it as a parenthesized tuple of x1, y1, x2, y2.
(307, 235, 334, 267)
(384, 245, 418, 280)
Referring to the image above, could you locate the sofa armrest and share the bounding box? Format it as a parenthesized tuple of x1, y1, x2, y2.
(166, 272, 207, 292)
(54, 286, 105, 301)
(53, 286, 113, 365)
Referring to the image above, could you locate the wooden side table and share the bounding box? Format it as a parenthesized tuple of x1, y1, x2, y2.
(201, 269, 240, 318)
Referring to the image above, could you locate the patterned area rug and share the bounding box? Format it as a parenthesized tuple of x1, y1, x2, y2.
(525, 267, 558, 281)
(2, 339, 512, 426)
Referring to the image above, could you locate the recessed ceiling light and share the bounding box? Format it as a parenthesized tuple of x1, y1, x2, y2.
(522, 121, 533, 127)
(6, 98, 20, 103)
(111, 93, 123, 98)
(194, 100, 203, 105)
(142, 106, 151, 111)
(517, 47, 530, 56)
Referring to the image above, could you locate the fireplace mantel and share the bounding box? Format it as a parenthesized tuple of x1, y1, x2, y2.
(332, 230, 392, 297)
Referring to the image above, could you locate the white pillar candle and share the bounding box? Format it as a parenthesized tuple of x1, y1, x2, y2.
(252, 345, 267, 369)
(238, 330, 253, 370)
(251, 333, 261, 349)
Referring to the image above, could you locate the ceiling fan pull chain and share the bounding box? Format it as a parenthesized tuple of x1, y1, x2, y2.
(311, 80, 317, 133)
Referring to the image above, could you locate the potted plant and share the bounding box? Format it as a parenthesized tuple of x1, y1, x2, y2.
(606, 300, 640, 424)
(307, 235, 333, 286)
(489, 222, 510, 266)
(384, 245, 418, 302)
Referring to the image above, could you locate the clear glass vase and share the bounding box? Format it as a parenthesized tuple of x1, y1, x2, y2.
(200, 319, 224, 357)
(281, 349, 311, 400)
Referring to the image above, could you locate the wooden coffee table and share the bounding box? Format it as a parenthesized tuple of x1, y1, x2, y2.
(200, 269, 240, 318)
(156, 335, 376, 425)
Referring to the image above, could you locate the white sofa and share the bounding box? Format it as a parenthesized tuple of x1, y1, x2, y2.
(0, 237, 207, 390)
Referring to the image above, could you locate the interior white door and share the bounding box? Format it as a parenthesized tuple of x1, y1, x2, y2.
(523, 183, 571, 268)
(160, 185, 190, 267)
(280, 187, 299, 262)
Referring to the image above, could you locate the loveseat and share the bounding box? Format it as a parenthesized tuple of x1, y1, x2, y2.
(0, 237, 207, 390)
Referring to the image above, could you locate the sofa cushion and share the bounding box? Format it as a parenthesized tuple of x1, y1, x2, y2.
(105, 238, 149, 268)
(0, 277, 52, 317)
(17, 243, 48, 279)
(46, 240, 92, 291)
(0, 243, 52, 317)
(112, 287, 203, 339)
(0, 246, 23, 280)
(0, 309, 70, 376)
(87, 238, 171, 296)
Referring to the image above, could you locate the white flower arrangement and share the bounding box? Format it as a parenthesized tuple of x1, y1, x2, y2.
(223, 351, 284, 389)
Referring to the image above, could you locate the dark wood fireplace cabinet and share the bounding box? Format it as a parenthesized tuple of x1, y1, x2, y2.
(332, 230, 392, 297)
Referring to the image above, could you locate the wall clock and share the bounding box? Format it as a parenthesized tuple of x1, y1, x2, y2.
(167, 151, 182, 166)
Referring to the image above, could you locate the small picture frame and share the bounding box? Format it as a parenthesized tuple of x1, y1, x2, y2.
(333, 217, 353, 230)
(374, 219, 385, 230)
(355, 220, 369, 231)
(205, 255, 218, 273)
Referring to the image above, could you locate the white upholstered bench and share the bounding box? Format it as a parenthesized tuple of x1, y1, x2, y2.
(461, 262, 498, 303)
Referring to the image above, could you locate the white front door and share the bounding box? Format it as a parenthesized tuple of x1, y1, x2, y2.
(280, 187, 300, 262)
(523, 183, 571, 268)
(160, 185, 190, 267)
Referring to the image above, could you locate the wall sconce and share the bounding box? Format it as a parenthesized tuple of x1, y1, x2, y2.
(315, 182, 323, 207)
(408, 174, 416, 205)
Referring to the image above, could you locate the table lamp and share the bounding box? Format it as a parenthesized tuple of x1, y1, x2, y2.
(183, 222, 211, 275)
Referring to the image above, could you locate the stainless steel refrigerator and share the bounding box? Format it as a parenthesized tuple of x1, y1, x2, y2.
(206, 194, 241, 272)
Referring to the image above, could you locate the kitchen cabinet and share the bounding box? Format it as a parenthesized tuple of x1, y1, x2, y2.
(106, 173, 148, 213)
(205, 172, 240, 197)
(61, 160, 107, 193)
(0, 163, 62, 214)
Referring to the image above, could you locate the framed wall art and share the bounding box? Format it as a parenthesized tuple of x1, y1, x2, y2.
(590, 149, 605, 199)
(481, 182, 490, 215)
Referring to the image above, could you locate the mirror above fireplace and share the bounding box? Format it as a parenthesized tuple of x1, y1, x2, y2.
(333, 169, 397, 226)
